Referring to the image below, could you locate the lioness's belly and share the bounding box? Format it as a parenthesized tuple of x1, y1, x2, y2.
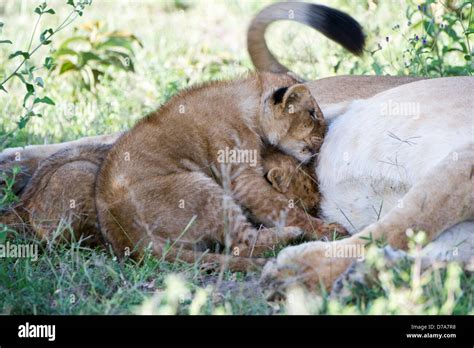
(315, 77, 473, 234)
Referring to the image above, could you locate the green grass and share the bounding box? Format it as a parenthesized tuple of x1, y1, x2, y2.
(0, 230, 270, 315)
(0, 0, 473, 315)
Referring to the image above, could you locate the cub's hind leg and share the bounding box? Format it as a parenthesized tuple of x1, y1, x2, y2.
(96, 171, 304, 271)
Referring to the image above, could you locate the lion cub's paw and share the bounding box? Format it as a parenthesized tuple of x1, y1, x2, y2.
(316, 221, 349, 239)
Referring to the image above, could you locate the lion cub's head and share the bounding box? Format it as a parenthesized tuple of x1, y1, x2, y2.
(259, 74, 326, 164)
(262, 148, 320, 216)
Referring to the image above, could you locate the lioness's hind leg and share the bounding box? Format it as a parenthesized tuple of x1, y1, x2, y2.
(356, 144, 474, 249)
(0, 133, 118, 195)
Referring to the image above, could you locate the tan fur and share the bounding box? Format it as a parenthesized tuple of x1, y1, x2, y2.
(262, 146, 474, 296)
(95, 73, 346, 271)
(2, 144, 111, 246)
(1, 141, 321, 261)
(1, 74, 334, 272)
(261, 146, 320, 217)
(0, 2, 436, 284)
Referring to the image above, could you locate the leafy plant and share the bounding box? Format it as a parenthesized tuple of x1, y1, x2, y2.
(0, 165, 21, 244)
(51, 20, 143, 91)
(0, 165, 20, 207)
(0, 0, 93, 147)
(403, 0, 472, 76)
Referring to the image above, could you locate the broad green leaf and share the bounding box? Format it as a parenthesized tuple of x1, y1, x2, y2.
(53, 47, 79, 57)
(59, 60, 78, 74)
(18, 116, 30, 129)
(78, 51, 101, 66)
(25, 83, 34, 93)
(104, 51, 135, 71)
(40, 28, 53, 44)
(33, 96, 55, 105)
(57, 36, 89, 51)
(97, 37, 135, 53)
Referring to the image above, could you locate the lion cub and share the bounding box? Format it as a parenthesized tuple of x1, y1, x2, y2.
(95, 73, 343, 269)
(1, 144, 320, 251)
(262, 146, 320, 217)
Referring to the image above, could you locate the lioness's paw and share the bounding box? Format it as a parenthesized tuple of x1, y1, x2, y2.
(260, 257, 300, 301)
(260, 241, 354, 301)
(330, 246, 411, 300)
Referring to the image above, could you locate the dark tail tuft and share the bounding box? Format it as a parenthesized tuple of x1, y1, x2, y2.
(307, 4, 365, 55)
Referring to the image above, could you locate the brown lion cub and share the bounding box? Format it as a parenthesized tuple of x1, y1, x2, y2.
(262, 146, 320, 217)
(95, 73, 345, 270)
(1, 144, 321, 253)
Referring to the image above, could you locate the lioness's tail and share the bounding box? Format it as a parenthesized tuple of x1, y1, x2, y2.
(248, 2, 365, 77)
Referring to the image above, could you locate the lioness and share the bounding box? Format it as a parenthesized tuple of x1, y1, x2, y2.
(261, 76, 473, 297)
(244, 2, 473, 298)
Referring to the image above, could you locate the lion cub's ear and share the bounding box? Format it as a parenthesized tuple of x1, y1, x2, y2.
(266, 167, 290, 193)
(273, 84, 312, 111)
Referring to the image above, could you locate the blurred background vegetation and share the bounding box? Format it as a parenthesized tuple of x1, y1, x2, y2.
(0, 0, 472, 149)
(0, 0, 472, 315)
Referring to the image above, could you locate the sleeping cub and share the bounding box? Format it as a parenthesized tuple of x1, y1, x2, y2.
(95, 73, 341, 270)
(2, 143, 322, 234)
(1, 72, 336, 270)
(2, 143, 322, 271)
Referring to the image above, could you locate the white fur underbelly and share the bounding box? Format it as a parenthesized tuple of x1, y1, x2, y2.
(315, 77, 473, 234)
